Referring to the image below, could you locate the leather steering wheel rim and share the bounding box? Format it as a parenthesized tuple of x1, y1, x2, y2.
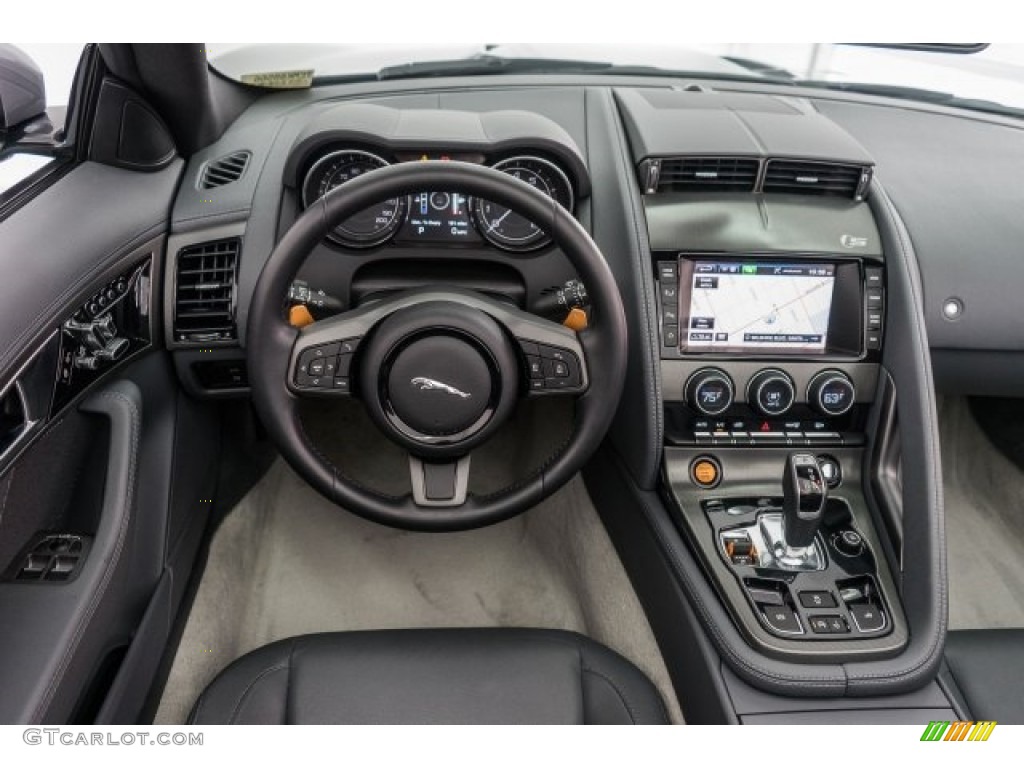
(247, 161, 627, 531)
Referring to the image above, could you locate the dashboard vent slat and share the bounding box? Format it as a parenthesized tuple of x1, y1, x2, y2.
(654, 156, 760, 193)
(763, 159, 871, 199)
(199, 150, 251, 189)
(173, 239, 240, 343)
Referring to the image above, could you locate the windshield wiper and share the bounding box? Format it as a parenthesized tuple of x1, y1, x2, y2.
(798, 79, 1024, 119)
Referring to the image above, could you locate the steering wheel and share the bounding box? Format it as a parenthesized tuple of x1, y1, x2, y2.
(247, 161, 627, 531)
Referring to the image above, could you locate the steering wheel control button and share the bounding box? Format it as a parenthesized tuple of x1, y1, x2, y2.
(798, 590, 837, 609)
(748, 369, 796, 417)
(526, 356, 544, 379)
(690, 456, 722, 489)
(295, 340, 359, 392)
(685, 368, 734, 416)
(535, 345, 582, 390)
(762, 606, 803, 635)
(808, 371, 856, 417)
(849, 603, 886, 633)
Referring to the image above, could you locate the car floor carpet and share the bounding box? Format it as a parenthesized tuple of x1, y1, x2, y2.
(153, 458, 683, 724)
(941, 396, 1024, 629)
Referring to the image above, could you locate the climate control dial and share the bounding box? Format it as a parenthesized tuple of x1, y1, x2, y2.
(685, 368, 734, 416)
(747, 369, 796, 417)
(808, 371, 856, 417)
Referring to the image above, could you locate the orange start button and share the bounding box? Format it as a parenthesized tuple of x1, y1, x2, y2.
(691, 456, 722, 489)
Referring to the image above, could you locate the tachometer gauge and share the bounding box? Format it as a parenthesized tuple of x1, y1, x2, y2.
(473, 156, 574, 252)
(301, 150, 407, 248)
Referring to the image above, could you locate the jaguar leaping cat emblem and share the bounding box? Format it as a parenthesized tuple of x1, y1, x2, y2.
(410, 377, 472, 399)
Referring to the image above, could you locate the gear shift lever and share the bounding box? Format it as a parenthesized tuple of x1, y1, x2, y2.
(782, 453, 827, 549)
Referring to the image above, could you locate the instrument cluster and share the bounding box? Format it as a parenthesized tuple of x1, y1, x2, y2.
(300, 149, 575, 253)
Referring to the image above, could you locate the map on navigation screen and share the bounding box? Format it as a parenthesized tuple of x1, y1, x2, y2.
(684, 262, 835, 352)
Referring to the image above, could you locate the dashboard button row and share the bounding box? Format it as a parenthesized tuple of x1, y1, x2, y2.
(658, 261, 680, 349)
(693, 431, 844, 446)
(864, 267, 884, 351)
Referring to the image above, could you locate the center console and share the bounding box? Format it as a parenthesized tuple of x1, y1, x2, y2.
(656, 245, 906, 661)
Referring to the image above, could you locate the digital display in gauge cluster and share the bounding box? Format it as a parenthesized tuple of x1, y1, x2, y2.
(396, 191, 480, 244)
(300, 149, 575, 252)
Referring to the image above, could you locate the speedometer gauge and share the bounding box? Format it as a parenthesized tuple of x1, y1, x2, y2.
(473, 157, 574, 252)
(301, 150, 407, 248)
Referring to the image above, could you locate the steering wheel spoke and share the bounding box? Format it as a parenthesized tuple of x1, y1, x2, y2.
(409, 454, 472, 507)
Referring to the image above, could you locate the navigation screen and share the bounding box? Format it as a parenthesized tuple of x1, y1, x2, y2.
(683, 262, 836, 353)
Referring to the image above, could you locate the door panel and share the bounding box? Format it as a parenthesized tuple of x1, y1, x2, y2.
(0, 68, 196, 719)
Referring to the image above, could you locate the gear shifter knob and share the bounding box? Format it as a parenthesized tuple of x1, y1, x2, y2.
(782, 453, 827, 549)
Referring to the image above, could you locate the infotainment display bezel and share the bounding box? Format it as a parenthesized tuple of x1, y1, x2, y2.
(675, 255, 864, 358)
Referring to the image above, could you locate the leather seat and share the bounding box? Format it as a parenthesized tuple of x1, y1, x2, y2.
(190, 628, 668, 724)
(944, 629, 1024, 724)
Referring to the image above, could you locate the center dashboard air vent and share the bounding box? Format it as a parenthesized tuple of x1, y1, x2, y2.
(199, 150, 251, 189)
(762, 159, 871, 199)
(173, 239, 240, 344)
(650, 156, 760, 193)
(641, 156, 872, 200)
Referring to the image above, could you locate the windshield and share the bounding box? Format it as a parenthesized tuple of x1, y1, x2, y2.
(207, 43, 1024, 116)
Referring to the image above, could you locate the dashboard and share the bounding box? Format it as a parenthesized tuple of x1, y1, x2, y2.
(154, 72, 999, 697)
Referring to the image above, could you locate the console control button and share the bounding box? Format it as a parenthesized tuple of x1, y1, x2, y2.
(850, 603, 886, 632)
(747, 369, 796, 417)
(747, 586, 785, 607)
(762, 606, 802, 635)
(809, 615, 850, 634)
(685, 369, 734, 416)
(691, 456, 722, 489)
(833, 529, 865, 557)
(807, 371, 856, 417)
(799, 590, 837, 609)
(817, 455, 842, 488)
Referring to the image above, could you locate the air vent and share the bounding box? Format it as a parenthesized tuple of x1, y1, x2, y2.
(650, 156, 760, 193)
(763, 159, 871, 199)
(199, 151, 251, 189)
(173, 239, 239, 343)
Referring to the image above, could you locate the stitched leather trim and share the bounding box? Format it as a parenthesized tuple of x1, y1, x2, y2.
(582, 666, 638, 724)
(229, 663, 289, 724)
